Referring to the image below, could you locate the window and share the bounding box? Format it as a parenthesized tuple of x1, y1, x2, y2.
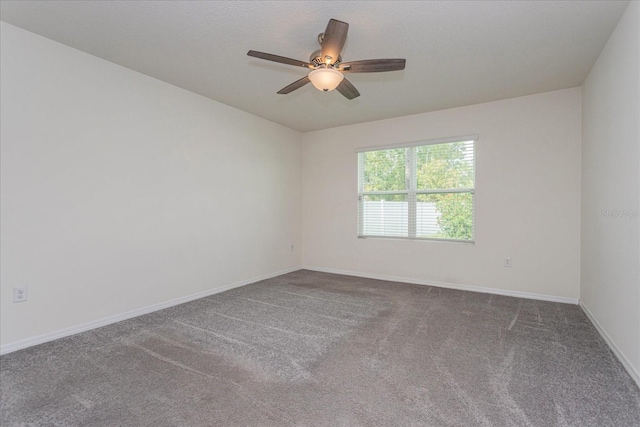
(357, 136, 476, 242)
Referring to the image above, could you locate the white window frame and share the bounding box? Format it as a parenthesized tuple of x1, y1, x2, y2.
(356, 134, 477, 242)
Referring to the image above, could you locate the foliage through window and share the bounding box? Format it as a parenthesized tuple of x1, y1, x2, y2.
(357, 137, 475, 241)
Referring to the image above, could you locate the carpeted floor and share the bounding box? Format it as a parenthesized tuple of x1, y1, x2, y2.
(1, 270, 639, 426)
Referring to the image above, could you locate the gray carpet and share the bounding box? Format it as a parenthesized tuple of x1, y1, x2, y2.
(1, 270, 639, 426)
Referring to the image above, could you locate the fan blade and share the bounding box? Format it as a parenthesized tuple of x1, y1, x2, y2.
(336, 78, 360, 100)
(247, 50, 314, 69)
(321, 19, 349, 65)
(277, 76, 311, 94)
(340, 59, 406, 73)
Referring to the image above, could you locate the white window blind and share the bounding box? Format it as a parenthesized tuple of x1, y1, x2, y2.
(357, 136, 476, 242)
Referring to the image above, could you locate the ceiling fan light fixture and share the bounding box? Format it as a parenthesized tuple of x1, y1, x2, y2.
(308, 67, 344, 92)
(248, 19, 405, 99)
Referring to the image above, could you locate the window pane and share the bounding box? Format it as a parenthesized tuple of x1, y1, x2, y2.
(416, 193, 473, 240)
(358, 138, 475, 241)
(416, 141, 474, 190)
(360, 194, 408, 237)
(362, 148, 407, 192)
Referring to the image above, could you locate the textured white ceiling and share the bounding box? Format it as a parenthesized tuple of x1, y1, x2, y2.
(0, 1, 629, 132)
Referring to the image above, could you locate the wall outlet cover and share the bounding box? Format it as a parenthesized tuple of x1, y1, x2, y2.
(13, 286, 28, 303)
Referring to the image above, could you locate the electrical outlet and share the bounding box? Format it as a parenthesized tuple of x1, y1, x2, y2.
(504, 257, 512, 268)
(13, 286, 28, 303)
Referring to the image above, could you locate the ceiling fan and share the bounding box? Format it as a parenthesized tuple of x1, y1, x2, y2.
(247, 19, 406, 100)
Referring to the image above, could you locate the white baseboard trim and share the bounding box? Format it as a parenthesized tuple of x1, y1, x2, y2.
(0, 267, 300, 356)
(579, 301, 640, 389)
(302, 266, 579, 304)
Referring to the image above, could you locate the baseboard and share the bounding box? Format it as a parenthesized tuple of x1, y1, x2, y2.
(302, 266, 579, 304)
(579, 301, 640, 389)
(0, 267, 300, 356)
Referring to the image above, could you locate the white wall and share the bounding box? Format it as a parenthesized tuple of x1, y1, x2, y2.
(581, 1, 640, 385)
(0, 23, 302, 351)
(301, 88, 582, 301)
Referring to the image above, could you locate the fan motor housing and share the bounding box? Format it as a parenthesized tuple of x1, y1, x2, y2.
(310, 49, 341, 68)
